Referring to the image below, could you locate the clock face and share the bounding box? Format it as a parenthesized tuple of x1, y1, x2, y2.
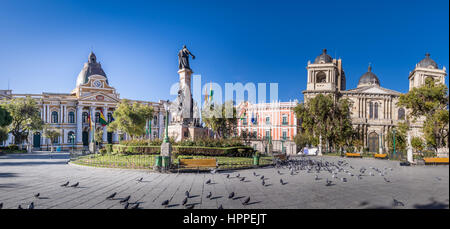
(93, 80, 102, 88)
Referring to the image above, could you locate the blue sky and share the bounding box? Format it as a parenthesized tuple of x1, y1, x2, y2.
(0, 0, 448, 103)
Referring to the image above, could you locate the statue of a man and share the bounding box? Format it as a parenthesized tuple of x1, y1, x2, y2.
(178, 45, 195, 70)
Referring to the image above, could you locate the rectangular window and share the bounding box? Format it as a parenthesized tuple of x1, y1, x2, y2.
(282, 131, 287, 140)
(266, 117, 270, 124)
(282, 116, 288, 125)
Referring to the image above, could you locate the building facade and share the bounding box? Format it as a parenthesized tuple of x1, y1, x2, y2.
(236, 101, 298, 155)
(1, 52, 167, 150)
(303, 50, 447, 153)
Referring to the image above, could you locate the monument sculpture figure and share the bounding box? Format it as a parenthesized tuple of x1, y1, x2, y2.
(178, 45, 195, 70)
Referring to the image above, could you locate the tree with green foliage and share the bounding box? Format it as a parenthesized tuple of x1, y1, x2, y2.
(202, 101, 237, 138)
(398, 78, 449, 150)
(386, 121, 409, 156)
(411, 136, 424, 153)
(107, 99, 154, 139)
(0, 127, 8, 144)
(294, 94, 355, 153)
(0, 98, 44, 145)
(0, 106, 12, 127)
(43, 127, 61, 152)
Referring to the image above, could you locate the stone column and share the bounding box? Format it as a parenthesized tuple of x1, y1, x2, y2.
(102, 107, 108, 143)
(60, 104, 64, 124)
(76, 106, 83, 144)
(90, 107, 95, 142)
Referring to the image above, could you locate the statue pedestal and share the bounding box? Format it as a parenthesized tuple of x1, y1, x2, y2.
(89, 142, 96, 154)
(160, 142, 172, 172)
(168, 124, 209, 142)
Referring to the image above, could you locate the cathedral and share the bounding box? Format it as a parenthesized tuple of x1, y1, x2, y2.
(303, 49, 447, 153)
(0, 52, 167, 150)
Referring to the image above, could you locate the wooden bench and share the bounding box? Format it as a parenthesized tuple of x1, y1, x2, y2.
(274, 154, 287, 161)
(374, 153, 388, 159)
(423, 157, 449, 165)
(345, 153, 362, 158)
(179, 158, 217, 168)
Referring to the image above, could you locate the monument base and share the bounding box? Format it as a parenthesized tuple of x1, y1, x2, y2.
(168, 124, 209, 142)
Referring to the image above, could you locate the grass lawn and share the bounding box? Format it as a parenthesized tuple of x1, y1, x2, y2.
(72, 154, 156, 169)
(71, 153, 274, 170)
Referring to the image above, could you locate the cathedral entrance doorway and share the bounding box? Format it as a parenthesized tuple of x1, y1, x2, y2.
(368, 132, 379, 153)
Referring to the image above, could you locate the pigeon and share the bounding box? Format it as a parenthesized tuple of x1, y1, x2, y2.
(210, 169, 217, 174)
(326, 179, 332, 186)
(124, 202, 130, 209)
(236, 173, 240, 178)
(393, 199, 405, 207)
(161, 200, 169, 206)
(28, 202, 34, 209)
(226, 174, 230, 179)
(106, 192, 117, 200)
(70, 182, 79, 187)
(120, 195, 131, 203)
(243, 196, 250, 205)
(277, 170, 282, 175)
(253, 172, 257, 176)
(206, 192, 212, 199)
(137, 177, 143, 182)
(61, 181, 69, 187)
(18, 205, 23, 209)
(260, 175, 265, 180)
(240, 177, 245, 182)
(341, 178, 347, 182)
(218, 204, 223, 209)
(280, 179, 285, 185)
(185, 191, 190, 198)
(435, 177, 442, 181)
(130, 203, 140, 209)
(0, 203, 3, 209)
(315, 175, 319, 180)
(384, 177, 390, 183)
(182, 197, 188, 206)
(262, 180, 265, 186)
(228, 192, 235, 199)
(186, 204, 195, 209)
(34, 193, 40, 198)
(206, 179, 211, 184)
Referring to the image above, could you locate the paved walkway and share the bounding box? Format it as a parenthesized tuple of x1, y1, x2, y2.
(0, 152, 448, 209)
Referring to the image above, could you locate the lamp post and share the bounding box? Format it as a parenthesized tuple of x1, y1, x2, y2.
(392, 128, 396, 157)
(163, 100, 170, 143)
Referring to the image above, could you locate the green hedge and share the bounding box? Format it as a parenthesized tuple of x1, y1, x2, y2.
(111, 144, 255, 157)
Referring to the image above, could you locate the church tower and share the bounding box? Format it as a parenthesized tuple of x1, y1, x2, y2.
(303, 49, 346, 101)
(408, 53, 447, 91)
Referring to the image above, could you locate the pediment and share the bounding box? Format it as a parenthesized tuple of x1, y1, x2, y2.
(79, 91, 119, 103)
(362, 87, 390, 94)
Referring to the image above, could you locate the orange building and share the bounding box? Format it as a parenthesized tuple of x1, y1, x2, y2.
(236, 101, 298, 154)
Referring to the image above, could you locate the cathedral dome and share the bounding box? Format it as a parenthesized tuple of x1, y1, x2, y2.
(357, 65, 380, 87)
(76, 52, 108, 87)
(417, 53, 438, 69)
(314, 49, 333, 64)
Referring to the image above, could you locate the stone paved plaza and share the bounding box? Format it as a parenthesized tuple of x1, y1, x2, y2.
(0, 152, 448, 209)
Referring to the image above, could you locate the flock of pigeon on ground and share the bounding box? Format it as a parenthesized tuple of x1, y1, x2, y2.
(0, 156, 414, 209)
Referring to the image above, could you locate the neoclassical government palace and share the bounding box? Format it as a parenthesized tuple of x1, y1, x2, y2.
(303, 49, 447, 153)
(1, 52, 167, 150)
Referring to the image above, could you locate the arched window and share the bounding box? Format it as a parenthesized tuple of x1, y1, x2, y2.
(374, 103, 378, 119)
(153, 116, 158, 125)
(82, 112, 88, 123)
(369, 102, 373, 119)
(316, 72, 327, 83)
(68, 111, 75, 123)
(68, 131, 75, 143)
(398, 108, 405, 120)
(52, 111, 58, 123)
